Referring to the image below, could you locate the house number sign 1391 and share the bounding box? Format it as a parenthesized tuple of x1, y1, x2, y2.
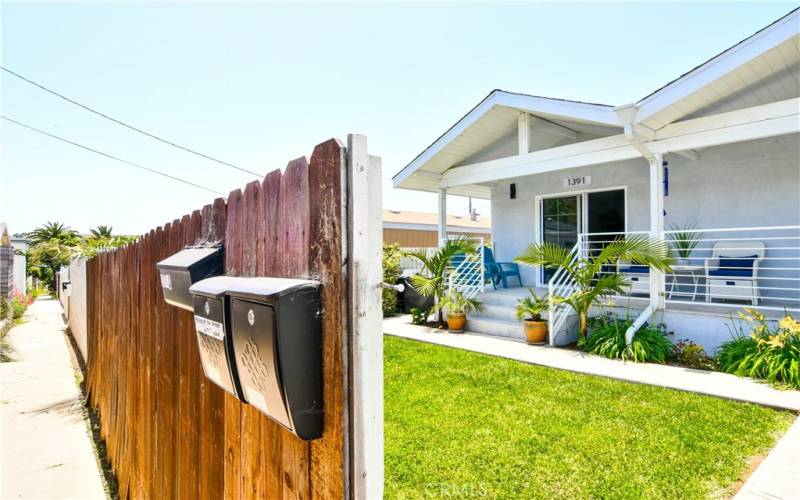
(563, 175, 591, 188)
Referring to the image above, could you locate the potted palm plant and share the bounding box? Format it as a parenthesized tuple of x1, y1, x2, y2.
(515, 290, 549, 344)
(515, 234, 672, 340)
(438, 288, 483, 333)
(667, 222, 705, 265)
(406, 236, 477, 327)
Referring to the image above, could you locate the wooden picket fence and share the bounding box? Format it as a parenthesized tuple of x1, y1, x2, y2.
(84, 138, 372, 499)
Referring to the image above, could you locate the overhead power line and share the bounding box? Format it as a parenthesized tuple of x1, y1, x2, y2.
(2, 115, 225, 196)
(1, 66, 263, 178)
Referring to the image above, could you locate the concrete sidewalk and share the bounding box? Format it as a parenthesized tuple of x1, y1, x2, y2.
(736, 417, 800, 500)
(1, 297, 106, 499)
(384, 315, 800, 411)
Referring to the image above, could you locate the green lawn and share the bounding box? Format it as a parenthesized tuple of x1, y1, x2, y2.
(384, 336, 794, 499)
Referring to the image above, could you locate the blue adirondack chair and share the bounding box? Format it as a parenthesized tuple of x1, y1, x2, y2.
(483, 246, 522, 289)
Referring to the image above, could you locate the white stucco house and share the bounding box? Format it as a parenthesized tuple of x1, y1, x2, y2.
(393, 9, 800, 352)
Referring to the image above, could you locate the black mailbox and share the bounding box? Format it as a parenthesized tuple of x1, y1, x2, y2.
(223, 277, 323, 441)
(188, 278, 243, 399)
(156, 246, 224, 311)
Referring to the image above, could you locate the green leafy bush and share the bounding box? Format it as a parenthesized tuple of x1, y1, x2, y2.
(671, 339, 716, 370)
(580, 314, 673, 363)
(717, 309, 800, 390)
(382, 243, 402, 317)
(0, 297, 8, 320)
(410, 307, 427, 326)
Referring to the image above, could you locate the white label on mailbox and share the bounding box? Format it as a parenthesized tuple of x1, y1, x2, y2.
(194, 316, 224, 341)
(160, 273, 172, 290)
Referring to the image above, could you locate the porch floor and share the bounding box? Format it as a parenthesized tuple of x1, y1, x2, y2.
(383, 314, 800, 411)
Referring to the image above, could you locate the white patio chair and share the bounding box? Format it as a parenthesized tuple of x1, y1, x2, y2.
(616, 261, 650, 296)
(704, 241, 765, 305)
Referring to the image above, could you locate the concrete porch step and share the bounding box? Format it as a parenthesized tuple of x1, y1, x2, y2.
(465, 317, 525, 341)
(473, 303, 552, 323)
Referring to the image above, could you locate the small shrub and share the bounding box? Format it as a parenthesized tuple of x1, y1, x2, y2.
(0, 297, 8, 320)
(382, 243, 402, 317)
(581, 315, 672, 363)
(671, 339, 716, 370)
(11, 296, 27, 320)
(410, 307, 427, 326)
(717, 309, 800, 389)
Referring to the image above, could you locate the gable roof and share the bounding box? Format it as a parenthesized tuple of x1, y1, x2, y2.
(394, 8, 800, 196)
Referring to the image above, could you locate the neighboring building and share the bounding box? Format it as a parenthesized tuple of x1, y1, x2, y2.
(11, 237, 29, 295)
(383, 209, 490, 247)
(393, 9, 800, 351)
(0, 224, 12, 300)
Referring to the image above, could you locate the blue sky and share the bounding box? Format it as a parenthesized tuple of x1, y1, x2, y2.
(1, 1, 795, 235)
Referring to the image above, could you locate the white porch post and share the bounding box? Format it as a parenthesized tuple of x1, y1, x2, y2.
(437, 188, 447, 246)
(518, 112, 530, 155)
(649, 153, 666, 309)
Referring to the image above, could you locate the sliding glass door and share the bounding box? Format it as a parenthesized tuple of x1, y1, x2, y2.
(541, 195, 581, 282)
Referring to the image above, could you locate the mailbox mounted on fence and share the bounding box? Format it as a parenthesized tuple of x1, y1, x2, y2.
(189, 276, 323, 441)
(156, 246, 224, 311)
(187, 278, 244, 399)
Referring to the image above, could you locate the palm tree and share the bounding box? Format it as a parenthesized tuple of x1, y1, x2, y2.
(90, 225, 114, 238)
(28, 222, 79, 246)
(406, 236, 477, 325)
(515, 235, 673, 338)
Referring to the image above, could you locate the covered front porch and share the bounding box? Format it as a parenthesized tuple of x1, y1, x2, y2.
(393, 16, 800, 350)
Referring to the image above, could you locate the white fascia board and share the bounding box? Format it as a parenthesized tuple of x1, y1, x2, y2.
(392, 91, 618, 189)
(392, 92, 499, 188)
(443, 98, 800, 188)
(649, 97, 800, 153)
(442, 134, 637, 187)
(495, 92, 619, 126)
(383, 221, 491, 233)
(635, 9, 800, 124)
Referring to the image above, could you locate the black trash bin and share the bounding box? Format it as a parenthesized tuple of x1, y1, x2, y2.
(399, 275, 434, 314)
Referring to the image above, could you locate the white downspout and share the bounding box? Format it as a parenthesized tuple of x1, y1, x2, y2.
(615, 105, 665, 344)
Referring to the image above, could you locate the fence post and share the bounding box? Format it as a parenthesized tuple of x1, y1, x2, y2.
(347, 134, 384, 499)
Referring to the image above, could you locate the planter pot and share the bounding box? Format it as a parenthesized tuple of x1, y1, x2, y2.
(447, 312, 467, 333)
(523, 320, 548, 344)
(676, 258, 690, 266)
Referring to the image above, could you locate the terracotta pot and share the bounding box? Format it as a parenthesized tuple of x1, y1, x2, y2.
(447, 312, 466, 332)
(523, 320, 548, 344)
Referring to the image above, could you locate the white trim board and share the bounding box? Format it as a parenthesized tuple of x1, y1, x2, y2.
(442, 98, 800, 188)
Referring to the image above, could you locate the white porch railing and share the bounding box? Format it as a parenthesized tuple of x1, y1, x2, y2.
(546, 238, 582, 346)
(577, 225, 800, 313)
(445, 237, 485, 301)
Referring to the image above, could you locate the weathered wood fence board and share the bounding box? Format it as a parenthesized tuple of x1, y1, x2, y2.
(85, 138, 358, 499)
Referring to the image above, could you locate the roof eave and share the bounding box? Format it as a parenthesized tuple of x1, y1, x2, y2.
(392, 90, 618, 189)
(634, 7, 800, 123)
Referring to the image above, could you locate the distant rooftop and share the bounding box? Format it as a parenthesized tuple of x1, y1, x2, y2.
(383, 209, 490, 230)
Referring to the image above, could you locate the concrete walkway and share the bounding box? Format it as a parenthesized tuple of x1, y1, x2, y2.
(1, 298, 106, 499)
(736, 417, 800, 499)
(384, 315, 800, 411)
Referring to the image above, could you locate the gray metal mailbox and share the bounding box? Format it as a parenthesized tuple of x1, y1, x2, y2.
(156, 246, 224, 311)
(200, 276, 323, 441)
(188, 278, 243, 399)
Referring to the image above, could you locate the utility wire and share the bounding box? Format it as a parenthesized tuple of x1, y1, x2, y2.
(2, 115, 225, 196)
(1, 66, 263, 178)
